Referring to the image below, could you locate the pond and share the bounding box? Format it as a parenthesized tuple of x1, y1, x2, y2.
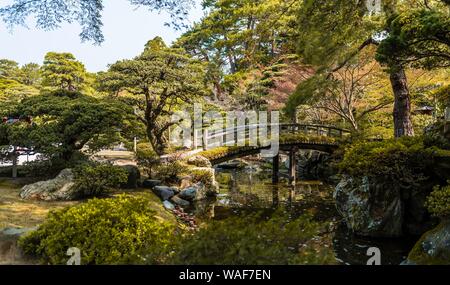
(188, 162, 417, 265)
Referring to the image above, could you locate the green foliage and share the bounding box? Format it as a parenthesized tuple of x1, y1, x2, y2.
(98, 37, 206, 155)
(155, 161, 189, 185)
(426, 183, 450, 218)
(198, 146, 241, 161)
(41, 52, 87, 92)
(21, 157, 75, 179)
(73, 163, 128, 197)
(19, 195, 177, 265)
(169, 211, 335, 265)
(376, 5, 450, 70)
(190, 168, 214, 186)
(136, 142, 160, 177)
(6, 91, 134, 160)
(338, 137, 433, 187)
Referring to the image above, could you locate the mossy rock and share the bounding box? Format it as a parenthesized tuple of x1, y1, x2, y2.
(407, 219, 450, 265)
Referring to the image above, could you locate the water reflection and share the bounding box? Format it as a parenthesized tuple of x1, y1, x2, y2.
(189, 165, 413, 265)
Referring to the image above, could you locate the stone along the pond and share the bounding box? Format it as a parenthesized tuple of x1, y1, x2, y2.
(335, 176, 403, 237)
(334, 175, 434, 237)
(406, 219, 450, 265)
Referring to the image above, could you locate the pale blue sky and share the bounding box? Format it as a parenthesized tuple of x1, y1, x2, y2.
(0, 0, 204, 72)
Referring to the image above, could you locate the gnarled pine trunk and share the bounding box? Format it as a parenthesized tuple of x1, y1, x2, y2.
(390, 65, 414, 137)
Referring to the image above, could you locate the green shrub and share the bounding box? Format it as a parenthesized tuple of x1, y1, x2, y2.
(169, 211, 336, 265)
(190, 168, 214, 186)
(155, 161, 189, 184)
(22, 153, 89, 179)
(136, 143, 160, 177)
(426, 183, 450, 218)
(22, 157, 69, 179)
(19, 195, 177, 265)
(338, 137, 433, 186)
(73, 163, 128, 197)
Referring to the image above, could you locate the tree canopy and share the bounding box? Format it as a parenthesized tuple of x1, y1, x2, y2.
(2, 91, 134, 161)
(41, 52, 87, 92)
(99, 37, 206, 154)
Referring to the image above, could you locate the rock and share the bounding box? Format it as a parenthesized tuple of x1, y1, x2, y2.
(179, 185, 198, 201)
(180, 182, 218, 201)
(171, 195, 191, 207)
(406, 219, 450, 265)
(142, 179, 162, 189)
(187, 155, 212, 168)
(0, 227, 37, 264)
(2, 228, 37, 236)
(334, 176, 404, 237)
(180, 176, 193, 190)
(20, 169, 78, 201)
(152, 186, 176, 201)
(335, 175, 436, 238)
(180, 167, 219, 199)
(120, 165, 141, 189)
(192, 167, 220, 194)
(163, 201, 175, 211)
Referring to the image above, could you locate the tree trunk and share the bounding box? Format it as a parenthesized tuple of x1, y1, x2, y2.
(390, 66, 414, 137)
(147, 127, 167, 155)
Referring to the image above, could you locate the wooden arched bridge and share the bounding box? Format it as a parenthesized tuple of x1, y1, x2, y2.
(169, 123, 351, 185)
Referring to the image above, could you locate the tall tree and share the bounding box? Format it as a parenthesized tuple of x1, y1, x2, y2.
(19, 63, 41, 86)
(292, 0, 449, 137)
(2, 91, 134, 161)
(41, 52, 87, 92)
(0, 59, 20, 80)
(177, 0, 300, 101)
(287, 48, 393, 131)
(0, 0, 195, 44)
(99, 37, 206, 155)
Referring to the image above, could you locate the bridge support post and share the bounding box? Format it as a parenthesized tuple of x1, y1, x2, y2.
(272, 154, 279, 184)
(289, 148, 297, 186)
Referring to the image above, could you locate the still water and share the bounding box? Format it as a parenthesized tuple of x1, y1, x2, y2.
(190, 165, 416, 265)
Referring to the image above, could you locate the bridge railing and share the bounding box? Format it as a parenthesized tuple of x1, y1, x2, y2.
(194, 123, 351, 150)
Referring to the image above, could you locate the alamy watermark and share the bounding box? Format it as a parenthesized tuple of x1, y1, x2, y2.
(367, 247, 381, 265)
(67, 247, 81, 265)
(169, 104, 280, 158)
(364, 0, 382, 14)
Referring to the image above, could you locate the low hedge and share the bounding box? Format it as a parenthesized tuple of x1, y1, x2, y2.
(19, 195, 177, 265)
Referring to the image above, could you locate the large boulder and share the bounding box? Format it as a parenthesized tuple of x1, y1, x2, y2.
(171, 195, 191, 207)
(406, 219, 450, 265)
(178, 182, 217, 201)
(335, 176, 435, 238)
(20, 169, 78, 201)
(182, 167, 220, 197)
(152, 186, 176, 201)
(334, 176, 404, 237)
(0, 228, 37, 265)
